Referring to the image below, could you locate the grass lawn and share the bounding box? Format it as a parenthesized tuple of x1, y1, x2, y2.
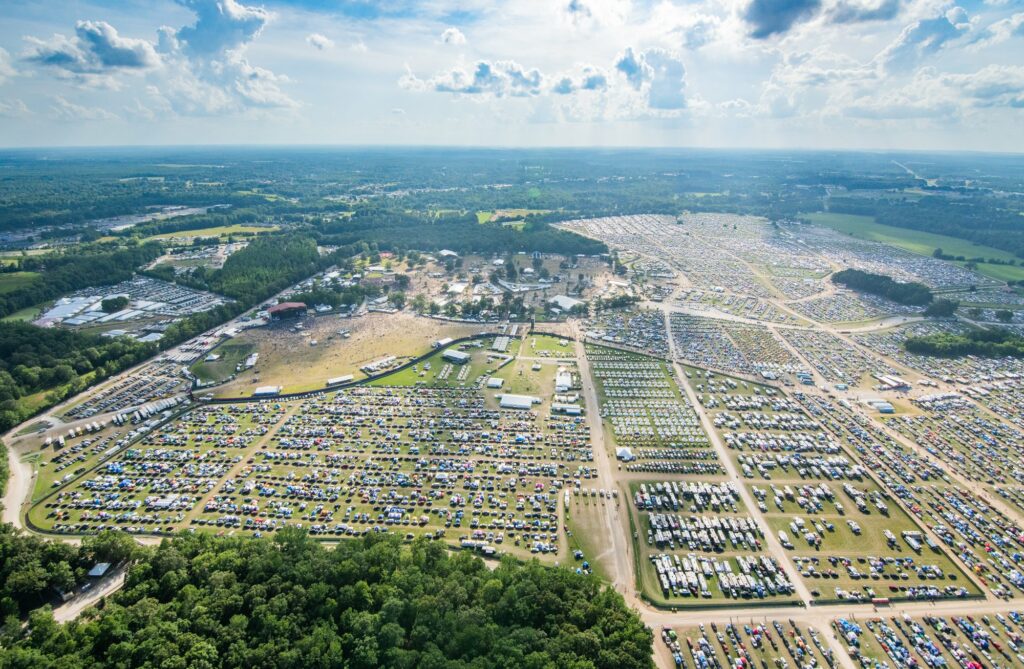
(564, 494, 617, 582)
(527, 333, 575, 356)
(804, 212, 1024, 282)
(1, 304, 44, 322)
(0, 271, 40, 294)
(190, 342, 255, 383)
(146, 224, 279, 241)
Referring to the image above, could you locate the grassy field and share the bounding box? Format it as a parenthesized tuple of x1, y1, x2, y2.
(1, 304, 44, 322)
(804, 212, 1024, 282)
(0, 271, 40, 294)
(213, 312, 482, 397)
(190, 342, 255, 384)
(526, 333, 575, 356)
(146, 224, 279, 241)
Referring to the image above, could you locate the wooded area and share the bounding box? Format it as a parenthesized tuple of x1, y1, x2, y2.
(905, 327, 1024, 359)
(0, 530, 653, 669)
(830, 268, 933, 306)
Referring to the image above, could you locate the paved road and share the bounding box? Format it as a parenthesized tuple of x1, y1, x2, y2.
(52, 563, 129, 623)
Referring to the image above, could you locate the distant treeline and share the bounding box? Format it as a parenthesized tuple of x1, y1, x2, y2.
(831, 268, 933, 306)
(0, 243, 162, 319)
(318, 209, 608, 256)
(0, 322, 156, 432)
(905, 328, 1024, 359)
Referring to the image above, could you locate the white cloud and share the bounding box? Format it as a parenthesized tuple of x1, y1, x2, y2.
(875, 7, 971, 72)
(0, 98, 29, 117)
(972, 12, 1024, 47)
(440, 27, 466, 45)
(551, 65, 608, 94)
(22, 20, 159, 77)
(402, 60, 544, 97)
(614, 48, 687, 110)
(614, 47, 652, 90)
(676, 15, 722, 50)
(173, 0, 270, 56)
(0, 47, 15, 85)
(941, 64, 1024, 108)
(305, 33, 334, 51)
(50, 95, 118, 121)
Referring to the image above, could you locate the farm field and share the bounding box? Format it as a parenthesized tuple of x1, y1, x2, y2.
(804, 212, 1024, 282)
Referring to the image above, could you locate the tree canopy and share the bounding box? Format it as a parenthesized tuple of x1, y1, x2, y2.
(905, 327, 1024, 359)
(1, 530, 653, 669)
(830, 269, 933, 306)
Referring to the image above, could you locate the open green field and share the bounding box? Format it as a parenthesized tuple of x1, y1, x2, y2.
(0, 271, 40, 294)
(527, 333, 575, 356)
(1, 304, 44, 322)
(805, 212, 1024, 282)
(190, 342, 255, 384)
(146, 224, 279, 241)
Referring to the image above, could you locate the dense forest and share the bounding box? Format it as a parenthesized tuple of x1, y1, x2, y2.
(318, 210, 608, 257)
(0, 323, 156, 432)
(0, 530, 653, 669)
(830, 269, 933, 306)
(905, 327, 1024, 359)
(0, 243, 163, 319)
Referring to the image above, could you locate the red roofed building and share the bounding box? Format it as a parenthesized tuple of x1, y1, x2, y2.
(267, 302, 307, 319)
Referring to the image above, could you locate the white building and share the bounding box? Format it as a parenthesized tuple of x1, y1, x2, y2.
(442, 349, 471, 364)
(499, 394, 537, 410)
(549, 295, 584, 312)
(253, 386, 282, 397)
(555, 368, 573, 393)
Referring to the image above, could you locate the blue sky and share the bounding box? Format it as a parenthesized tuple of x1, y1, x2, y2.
(0, 0, 1021, 150)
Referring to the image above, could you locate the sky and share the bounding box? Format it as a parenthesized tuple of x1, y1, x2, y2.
(0, 0, 1021, 151)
